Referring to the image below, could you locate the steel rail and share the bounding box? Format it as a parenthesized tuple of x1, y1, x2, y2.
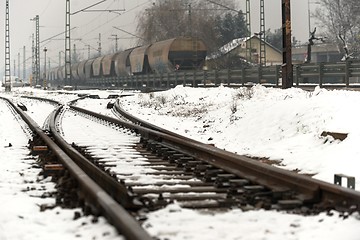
(114, 99, 195, 141)
(50, 106, 142, 209)
(109, 102, 360, 208)
(1, 97, 152, 240)
(21, 95, 61, 105)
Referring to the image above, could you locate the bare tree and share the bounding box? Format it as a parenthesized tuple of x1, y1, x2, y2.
(313, 0, 360, 55)
(135, 0, 242, 53)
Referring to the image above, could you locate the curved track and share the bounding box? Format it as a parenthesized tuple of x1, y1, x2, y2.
(111, 99, 360, 211)
(2, 96, 152, 240)
(7, 95, 360, 239)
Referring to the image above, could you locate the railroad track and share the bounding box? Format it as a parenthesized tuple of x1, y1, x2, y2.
(66, 98, 360, 212)
(5, 95, 360, 239)
(2, 96, 152, 240)
(111, 99, 360, 211)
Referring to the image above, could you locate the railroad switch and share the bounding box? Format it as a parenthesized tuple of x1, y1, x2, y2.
(334, 174, 355, 189)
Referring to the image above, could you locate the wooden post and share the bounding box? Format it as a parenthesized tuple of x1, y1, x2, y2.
(281, 0, 293, 89)
(345, 61, 350, 87)
(319, 62, 324, 87)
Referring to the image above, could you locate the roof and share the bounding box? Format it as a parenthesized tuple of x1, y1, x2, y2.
(207, 35, 280, 60)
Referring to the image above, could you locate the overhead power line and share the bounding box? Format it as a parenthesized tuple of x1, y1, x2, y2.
(41, 27, 77, 44)
(113, 26, 145, 40)
(203, 0, 240, 13)
(71, 0, 107, 15)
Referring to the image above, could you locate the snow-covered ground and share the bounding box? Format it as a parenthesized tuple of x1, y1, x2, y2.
(119, 85, 360, 188)
(1, 85, 360, 240)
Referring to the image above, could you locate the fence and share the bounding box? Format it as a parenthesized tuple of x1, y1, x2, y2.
(84, 61, 360, 90)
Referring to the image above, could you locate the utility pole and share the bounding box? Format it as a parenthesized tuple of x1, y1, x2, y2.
(73, 43, 77, 62)
(98, 33, 102, 56)
(65, 0, 71, 86)
(245, 0, 252, 63)
(23, 46, 26, 81)
(31, 15, 40, 86)
(4, 0, 11, 92)
(259, 0, 266, 66)
(59, 51, 61, 67)
(110, 34, 119, 52)
(31, 34, 35, 86)
(18, 52, 20, 78)
(43, 47, 47, 89)
(188, 3, 192, 37)
(282, 0, 293, 88)
(87, 45, 91, 59)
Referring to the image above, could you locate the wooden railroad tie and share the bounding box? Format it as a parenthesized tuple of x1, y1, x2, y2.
(43, 164, 64, 177)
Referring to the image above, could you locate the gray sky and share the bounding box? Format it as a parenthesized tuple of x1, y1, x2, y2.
(0, 0, 314, 79)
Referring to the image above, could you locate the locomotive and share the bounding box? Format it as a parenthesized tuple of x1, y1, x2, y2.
(48, 36, 207, 86)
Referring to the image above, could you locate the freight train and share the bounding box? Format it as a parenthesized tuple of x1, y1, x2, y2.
(48, 37, 207, 86)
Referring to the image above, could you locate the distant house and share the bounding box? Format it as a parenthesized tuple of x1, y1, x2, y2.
(206, 35, 283, 69)
(292, 43, 342, 63)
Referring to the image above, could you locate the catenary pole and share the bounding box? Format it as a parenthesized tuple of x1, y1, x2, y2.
(4, 0, 11, 92)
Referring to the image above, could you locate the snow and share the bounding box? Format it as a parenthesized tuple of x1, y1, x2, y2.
(1, 85, 360, 239)
(120, 85, 360, 188)
(206, 37, 248, 59)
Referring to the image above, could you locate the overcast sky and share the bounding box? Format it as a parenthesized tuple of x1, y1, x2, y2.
(0, 0, 313, 79)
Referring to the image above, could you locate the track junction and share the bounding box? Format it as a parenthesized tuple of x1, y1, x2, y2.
(1, 91, 359, 239)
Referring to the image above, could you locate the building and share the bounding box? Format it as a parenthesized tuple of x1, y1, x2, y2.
(292, 43, 343, 63)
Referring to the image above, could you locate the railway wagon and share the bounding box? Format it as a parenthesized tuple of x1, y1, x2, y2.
(48, 36, 207, 87)
(58, 66, 65, 82)
(147, 37, 207, 73)
(77, 60, 88, 81)
(71, 62, 80, 81)
(101, 54, 117, 76)
(129, 45, 151, 75)
(113, 49, 133, 76)
(92, 56, 105, 78)
(84, 59, 95, 80)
